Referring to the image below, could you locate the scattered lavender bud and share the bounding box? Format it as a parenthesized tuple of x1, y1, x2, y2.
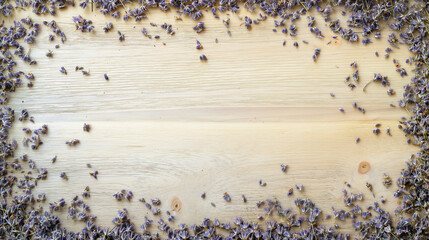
(200, 54, 207, 61)
(59, 172, 67, 180)
(151, 198, 161, 205)
(223, 192, 231, 202)
(89, 170, 98, 179)
(280, 164, 288, 173)
(117, 31, 125, 41)
(103, 22, 113, 32)
(126, 191, 133, 201)
(193, 22, 204, 33)
(387, 88, 396, 95)
(386, 128, 392, 136)
(383, 174, 392, 187)
(59, 67, 67, 75)
(46, 50, 53, 57)
(312, 48, 320, 62)
(83, 123, 90, 132)
(65, 139, 80, 146)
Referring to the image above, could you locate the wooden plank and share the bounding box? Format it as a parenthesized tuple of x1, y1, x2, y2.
(6, 7, 415, 233)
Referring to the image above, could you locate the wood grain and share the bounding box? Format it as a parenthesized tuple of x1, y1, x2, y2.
(6, 6, 415, 234)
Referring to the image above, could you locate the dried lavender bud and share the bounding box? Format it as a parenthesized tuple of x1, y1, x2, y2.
(83, 123, 90, 132)
(280, 164, 288, 173)
(387, 88, 396, 95)
(200, 54, 207, 61)
(151, 208, 160, 215)
(362, 38, 371, 45)
(126, 191, 133, 201)
(117, 31, 125, 41)
(383, 174, 392, 187)
(312, 48, 320, 62)
(386, 128, 392, 136)
(196, 40, 203, 50)
(113, 191, 124, 200)
(223, 192, 231, 202)
(104, 74, 109, 80)
(59, 172, 67, 180)
(364, 73, 390, 91)
(59, 66, 67, 75)
(89, 170, 98, 179)
(65, 139, 80, 146)
(22, 127, 31, 134)
(193, 22, 204, 33)
(352, 70, 359, 82)
(37, 193, 46, 202)
(82, 186, 90, 198)
(151, 198, 161, 205)
(201, 192, 206, 199)
(46, 50, 53, 57)
(396, 68, 407, 77)
(72, 15, 95, 32)
(103, 22, 113, 32)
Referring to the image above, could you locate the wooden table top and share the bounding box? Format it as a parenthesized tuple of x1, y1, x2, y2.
(6, 6, 414, 233)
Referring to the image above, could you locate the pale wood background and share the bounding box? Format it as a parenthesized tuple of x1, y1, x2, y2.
(6, 5, 415, 234)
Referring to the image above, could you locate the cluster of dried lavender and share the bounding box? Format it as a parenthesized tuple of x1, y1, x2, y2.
(0, 0, 428, 239)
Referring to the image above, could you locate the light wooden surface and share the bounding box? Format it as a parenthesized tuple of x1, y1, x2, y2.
(7, 6, 415, 233)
